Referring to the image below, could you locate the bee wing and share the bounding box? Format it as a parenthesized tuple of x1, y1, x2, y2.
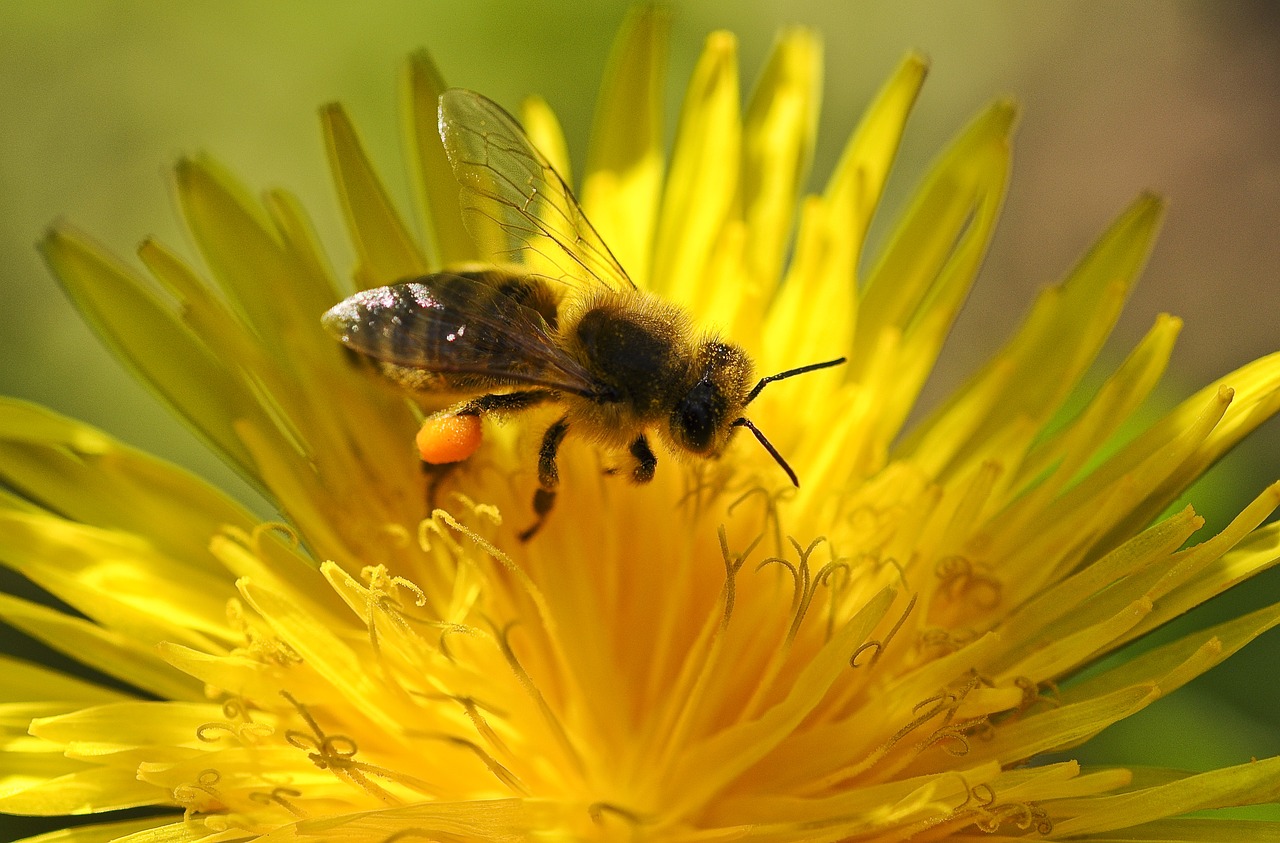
(439, 88, 637, 293)
(322, 275, 601, 397)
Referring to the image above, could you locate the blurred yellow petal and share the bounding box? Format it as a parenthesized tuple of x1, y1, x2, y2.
(175, 156, 331, 334)
(0, 766, 165, 816)
(401, 49, 478, 267)
(520, 95, 572, 185)
(0, 400, 254, 563)
(7, 818, 175, 843)
(39, 228, 265, 477)
(323, 103, 428, 289)
(0, 512, 234, 650)
(908, 193, 1163, 478)
(0, 594, 201, 702)
(0, 656, 127, 708)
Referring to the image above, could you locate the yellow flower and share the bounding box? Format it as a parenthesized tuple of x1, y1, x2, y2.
(6, 6, 1280, 841)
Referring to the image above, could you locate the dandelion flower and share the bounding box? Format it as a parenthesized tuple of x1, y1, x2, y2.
(6, 7, 1280, 841)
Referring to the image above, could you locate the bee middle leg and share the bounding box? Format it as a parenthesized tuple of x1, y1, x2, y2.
(518, 415, 570, 542)
(628, 434, 657, 483)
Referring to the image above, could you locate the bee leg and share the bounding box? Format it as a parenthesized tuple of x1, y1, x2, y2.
(455, 388, 556, 417)
(518, 415, 570, 542)
(421, 461, 459, 510)
(628, 434, 657, 483)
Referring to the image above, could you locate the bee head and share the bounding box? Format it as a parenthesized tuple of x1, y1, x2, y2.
(668, 342, 754, 457)
(671, 348, 848, 486)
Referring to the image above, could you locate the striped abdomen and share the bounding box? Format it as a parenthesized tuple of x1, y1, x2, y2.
(322, 269, 565, 393)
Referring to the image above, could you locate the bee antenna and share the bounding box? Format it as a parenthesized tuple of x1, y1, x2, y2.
(731, 417, 800, 487)
(743, 357, 847, 406)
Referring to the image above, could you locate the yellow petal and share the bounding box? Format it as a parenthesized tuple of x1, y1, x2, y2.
(664, 587, 895, 818)
(400, 49, 478, 267)
(0, 765, 164, 815)
(1051, 756, 1280, 837)
(995, 505, 1202, 658)
(825, 52, 928, 273)
(8, 817, 174, 842)
(1057, 818, 1280, 840)
(1064, 351, 1280, 553)
(652, 31, 741, 306)
(38, 228, 263, 478)
(0, 594, 201, 702)
(0, 400, 256, 569)
(322, 102, 428, 288)
(0, 656, 126, 707)
(1062, 600, 1280, 708)
(854, 100, 1015, 390)
(741, 27, 822, 289)
(1016, 314, 1182, 496)
(174, 155, 318, 335)
(0, 511, 234, 651)
(959, 684, 1157, 767)
(29, 702, 228, 752)
(520, 95, 572, 188)
(581, 4, 669, 286)
(901, 193, 1163, 477)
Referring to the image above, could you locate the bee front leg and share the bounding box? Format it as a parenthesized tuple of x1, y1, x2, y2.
(629, 434, 657, 483)
(518, 415, 570, 542)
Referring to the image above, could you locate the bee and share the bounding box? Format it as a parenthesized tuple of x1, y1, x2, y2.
(323, 89, 845, 540)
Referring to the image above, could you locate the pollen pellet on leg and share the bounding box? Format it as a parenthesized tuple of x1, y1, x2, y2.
(416, 413, 483, 464)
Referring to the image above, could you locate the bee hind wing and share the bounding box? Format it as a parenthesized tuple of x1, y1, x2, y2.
(438, 88, 636, 294)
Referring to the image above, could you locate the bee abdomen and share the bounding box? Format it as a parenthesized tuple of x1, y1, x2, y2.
(323, 282, 444, 364)
(322, 271, 563, 389)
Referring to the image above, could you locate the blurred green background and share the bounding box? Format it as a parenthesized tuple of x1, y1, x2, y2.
(2, 0, 1280, 835)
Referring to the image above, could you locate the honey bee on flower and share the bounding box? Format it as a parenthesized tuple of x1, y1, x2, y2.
(323, 89, 844, 538)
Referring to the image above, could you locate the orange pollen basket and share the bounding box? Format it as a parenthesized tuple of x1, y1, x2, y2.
(416, 413, 484, 464)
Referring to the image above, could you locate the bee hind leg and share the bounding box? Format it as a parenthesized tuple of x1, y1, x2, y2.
(518, 415, 570, 542)
(421, 461, 460, 511)
(628, 434, 657, 483)
(455, 388, 556, 417)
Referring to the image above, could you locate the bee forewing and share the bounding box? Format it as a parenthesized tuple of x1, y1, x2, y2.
(324, 275, 600, 397)
(438, 89, 636, 295)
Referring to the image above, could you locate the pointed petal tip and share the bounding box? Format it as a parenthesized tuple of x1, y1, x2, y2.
(38, 222, 111, 276)
(1134, 190, 1167, 217)
(1110, 192, 1167, 241)
(778, 24, 821, 45)
(407, 47, 437, 69)
(38, 222, 68, 257)
(705, 30, 738, 60)
(171, 154, 223, 197)
(987, 98, 1020, 135)
(902, 51, 931, 74)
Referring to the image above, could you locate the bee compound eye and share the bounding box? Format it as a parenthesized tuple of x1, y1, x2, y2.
(671, 379, 721, 454)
